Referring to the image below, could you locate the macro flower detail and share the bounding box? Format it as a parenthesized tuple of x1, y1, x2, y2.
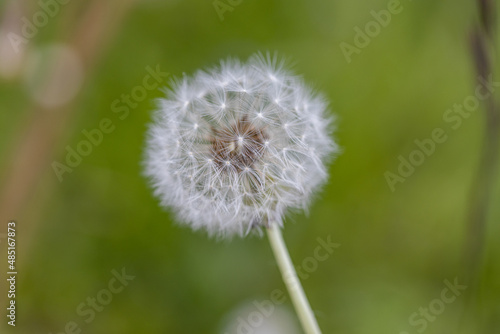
(144, 53, 337, 237)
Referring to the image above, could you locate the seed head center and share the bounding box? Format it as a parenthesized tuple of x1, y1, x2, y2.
(211, 117, 267, 171)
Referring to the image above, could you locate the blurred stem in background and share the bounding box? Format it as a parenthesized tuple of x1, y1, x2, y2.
(0, 0, 136, 222)
(0, 0, 137, 308)
(463, 0, 499, 328)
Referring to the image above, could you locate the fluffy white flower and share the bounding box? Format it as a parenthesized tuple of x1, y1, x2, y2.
(144, 53, 337, 238)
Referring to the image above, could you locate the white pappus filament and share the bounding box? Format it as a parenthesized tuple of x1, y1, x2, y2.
(144, 53, 338, 238)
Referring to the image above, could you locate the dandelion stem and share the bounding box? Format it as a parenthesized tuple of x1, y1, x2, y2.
(266, 223, 322, 334)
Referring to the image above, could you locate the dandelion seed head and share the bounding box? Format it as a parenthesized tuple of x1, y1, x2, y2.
(144, 53, 338, 238)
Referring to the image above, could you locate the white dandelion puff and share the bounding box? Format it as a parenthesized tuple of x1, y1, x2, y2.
(144, 53, 337, 238)
(144, 53, 338, 334)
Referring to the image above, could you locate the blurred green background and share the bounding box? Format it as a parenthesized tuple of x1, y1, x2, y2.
(1, 0, 499, 333)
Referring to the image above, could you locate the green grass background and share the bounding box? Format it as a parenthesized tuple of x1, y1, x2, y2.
(1, 0, 500, 333)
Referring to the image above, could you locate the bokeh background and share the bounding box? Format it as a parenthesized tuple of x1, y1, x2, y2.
(1, 0, 499, 333)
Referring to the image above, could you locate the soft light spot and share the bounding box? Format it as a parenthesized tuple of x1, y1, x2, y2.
(225, 161, 231, 166)
(184, 101, 189, 107)
(194, 123, 199, 129)
(24, 44, 83, 108)
(269, 74, 277, 82)
(257, 112, 263, 118)
(221, 103, 226, 109)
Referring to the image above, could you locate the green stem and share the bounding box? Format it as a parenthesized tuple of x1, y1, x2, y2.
(266, 223, 322, 334)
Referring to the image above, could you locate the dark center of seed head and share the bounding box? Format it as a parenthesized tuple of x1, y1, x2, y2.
(211, 117, 267, 171)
